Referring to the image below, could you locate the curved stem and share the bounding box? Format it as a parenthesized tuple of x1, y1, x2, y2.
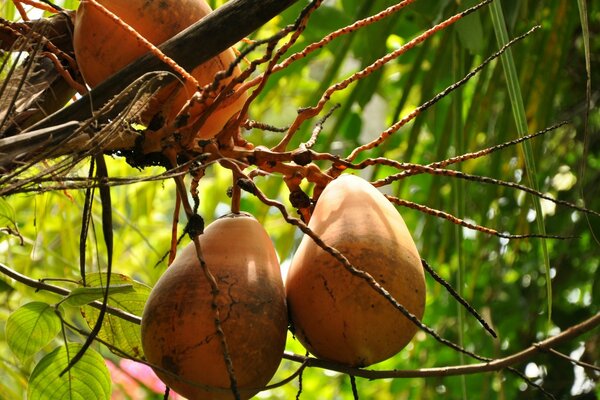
(282, 311, 600, 379)
(0, 261, 141, 324)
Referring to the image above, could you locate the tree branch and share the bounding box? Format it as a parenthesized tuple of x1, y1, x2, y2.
(282, 312, 599, 379)
(0, 261, 140, 324)
(2, 259, 597, 380)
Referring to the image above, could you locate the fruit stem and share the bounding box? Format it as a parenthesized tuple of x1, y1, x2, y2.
(231, 175, 241, 214)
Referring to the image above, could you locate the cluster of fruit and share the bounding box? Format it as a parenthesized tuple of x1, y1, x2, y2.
(141, 174, 426, 399)
(72, 1, 426, 398)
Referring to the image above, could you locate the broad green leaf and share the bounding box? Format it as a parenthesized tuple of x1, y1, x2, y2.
(28, 343, 111, 400)
(81, 273, 150, 358)
(61, 284, 134, 308)
(5, 302, 61, 362)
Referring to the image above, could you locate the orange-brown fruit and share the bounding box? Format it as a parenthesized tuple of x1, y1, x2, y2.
(141, 213, 287, 399)
(73, 0, 247, 139)
(286, 174, 426, 367)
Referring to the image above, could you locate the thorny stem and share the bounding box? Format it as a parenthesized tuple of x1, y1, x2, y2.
(421, 259, 496, 338)
(376, 167, 600, 219)
(220, 0, 324, 137)
(409, 121, 568, 175)
(239, 0, 417, 98)
(346, 23, 540, 161)
(274, 0, 495, 152)
(301, 103, 340, 150)
(387, 196, 571, 240)
(242, 119, 288, 133)
(268, 0, 417, 82)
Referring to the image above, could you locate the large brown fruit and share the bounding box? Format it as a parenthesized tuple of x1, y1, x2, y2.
(73, 0, 247, 139)
(286, 174, 426, 367)
(141, 213, 287, 399)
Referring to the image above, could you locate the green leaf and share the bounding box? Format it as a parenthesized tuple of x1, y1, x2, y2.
(455, 0, 484, 55)
(341, 111, 362, 140)
(0, 278, 15, 295)
(6, 302, 61, 362)
(0, 197, 19, 236)
(490, 0, 552, 323)
(0, 197, 16, 225)
(61, 284, 134, 308)
(28, 343, 111, 400)
(81, 273, 150, 358)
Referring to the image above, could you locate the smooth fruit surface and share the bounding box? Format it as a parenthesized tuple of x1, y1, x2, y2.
(73, 0, 247, 139)
(286, 174, 426, 367)
(74, 0, 212, 88)
(141, 213, 287, 399)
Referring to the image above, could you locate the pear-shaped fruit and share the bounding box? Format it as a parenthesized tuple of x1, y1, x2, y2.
(141, 213, 287, 399)
(286, 174, 425, 367)
(73, 0, 246, 139)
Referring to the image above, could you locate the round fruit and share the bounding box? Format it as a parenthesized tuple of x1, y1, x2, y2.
(141, 213, 287, 399)
(73, 0, 247, 139)
(285, 174, 426, 367)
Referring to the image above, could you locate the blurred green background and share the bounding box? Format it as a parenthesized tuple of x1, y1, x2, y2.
(1, 0, 598, 399)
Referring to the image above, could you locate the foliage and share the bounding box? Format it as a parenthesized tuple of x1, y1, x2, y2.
(1, 0, 599, 399)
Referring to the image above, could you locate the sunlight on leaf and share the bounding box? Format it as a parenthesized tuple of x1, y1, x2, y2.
(0, 197, 16, 223)
(81, 273, 150, 358)
(28, 343, 111, 400)
(61, 284, 134, 308)
(6, 302, 61, 362)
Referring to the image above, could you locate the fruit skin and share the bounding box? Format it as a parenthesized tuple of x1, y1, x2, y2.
(286, 174, 426, 367)
(141, 213, 287, 399)
(73, 0, 247, 139)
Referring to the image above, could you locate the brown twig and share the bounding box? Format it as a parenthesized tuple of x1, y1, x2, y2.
(274, 0, 495, 152)
(346, 23, 540, 161)
(281, 311, 600, 379)
(5, 258, 596, 388)
(376, 167, 600, 219)
(166, 150, 240, 400)
(7, 0, 301, 165)
(421, 259, 497, 338)
(0, 261, 140, 324)
(386, 196, 571, 240)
